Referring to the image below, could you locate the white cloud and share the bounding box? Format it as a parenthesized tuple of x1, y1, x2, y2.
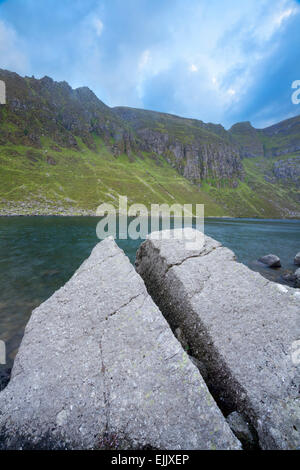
(275, 7, 296, 26)
(189, 64, 198, 72)
(0, 21, 29, 73)
(138, 49, 151, 70)
(32, 0, 298, 126)
(227, 88, 236, 96)
(254, 1, 298, 41)
(93, 18, 103, 36)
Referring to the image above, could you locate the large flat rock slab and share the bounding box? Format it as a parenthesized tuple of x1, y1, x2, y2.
(136, 228, 300, 450)
(0, 237, 240, 450)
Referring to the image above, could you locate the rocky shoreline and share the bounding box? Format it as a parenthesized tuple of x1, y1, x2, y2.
(0, 202, 96, 216)
(1, 207, 300, 219)
(0, 230, 299, 449)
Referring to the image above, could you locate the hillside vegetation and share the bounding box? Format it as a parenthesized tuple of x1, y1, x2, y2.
(0, 69, 299, 217)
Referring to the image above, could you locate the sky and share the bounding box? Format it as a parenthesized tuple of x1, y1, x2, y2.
(0, 0, 299, 128)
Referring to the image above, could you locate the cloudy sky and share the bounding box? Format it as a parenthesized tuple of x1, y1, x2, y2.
(0, 0, 299, 128)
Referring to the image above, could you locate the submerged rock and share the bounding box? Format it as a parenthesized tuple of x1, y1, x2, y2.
(0, 367, 11, 392)
(226, 412, 257, 450)
(258, 254, 281, 268)
(282, 269, 300, 288)
(0, 237, 240, 450)
(136, 228, 300, 450)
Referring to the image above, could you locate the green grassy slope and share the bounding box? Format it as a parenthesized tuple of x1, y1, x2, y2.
(205, 155, 300, 218)
(0, 137, 224, 216)
(1, 136, 299, 217)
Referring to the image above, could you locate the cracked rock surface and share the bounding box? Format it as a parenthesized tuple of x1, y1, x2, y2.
(136, 228, 300, 450)
(0, 237, 240, 450)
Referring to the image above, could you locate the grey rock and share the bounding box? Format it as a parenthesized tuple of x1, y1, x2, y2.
(113, 107, 244, 186)
(282, 271, 300, 288)
(273, 157, 300, 188)
(229, 121, 264, 158)
(295, 253, 300, 265)
(136, 228, 300, 450)
(188, 356, 209, 381)
(0, 237, 240, 450)
(226, 412, 257, 450)
(258, 254, 281, 268)
(174, 327, 189, 351)
(0, 367, 11, 392)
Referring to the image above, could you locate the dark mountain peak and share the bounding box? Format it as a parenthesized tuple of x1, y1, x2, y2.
(262, 114, 300, 136)
(229, 121, 256, 133)
(40, 75, 54, 84)
(229, 121, 264, 158)
(74, 86, 108, 109)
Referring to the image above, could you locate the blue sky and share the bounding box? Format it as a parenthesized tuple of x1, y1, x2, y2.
(0, 0, 299, 128)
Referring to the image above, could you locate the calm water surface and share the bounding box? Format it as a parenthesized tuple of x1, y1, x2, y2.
(0, 216, 299, 372)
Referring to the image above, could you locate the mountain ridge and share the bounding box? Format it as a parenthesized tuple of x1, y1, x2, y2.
(0, 68, 299, 217)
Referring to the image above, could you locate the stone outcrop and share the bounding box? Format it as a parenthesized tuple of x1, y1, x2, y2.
(282, 270, 300, 288)
(0, 69, 135, 154)
(0, 236, 240, 450)
(295, 252, 300, 265)
(258, 254, 281, 268)
(226, 412, 257, 450)
(136, 228, 300, 450)
(113, 106, 243, 186)
(229, 121, 264, 158)
(262, 115, 300, 158)
(273, 157, 300, 187)
(135, 130, 243, 185)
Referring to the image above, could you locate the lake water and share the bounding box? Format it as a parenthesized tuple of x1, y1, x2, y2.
(0, 216, 299, 377)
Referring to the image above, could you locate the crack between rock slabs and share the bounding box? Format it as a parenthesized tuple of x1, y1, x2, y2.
(164, 246, 223, 275)
(103, 292, 146, 322)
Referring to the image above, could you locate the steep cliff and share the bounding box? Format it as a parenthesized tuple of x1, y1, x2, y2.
(0, 69, 135, 156)
(113, 107, 243, 186)
(229, 121, 264, 158)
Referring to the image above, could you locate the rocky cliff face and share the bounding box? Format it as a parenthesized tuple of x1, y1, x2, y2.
(0, 69, 245, 187)
(0, 69, 135, 156)
(262, 115, 300, 157)
(272, 157, 300, 187)
(113, 107, 243, 186)
(229, 121, 264, 158)
(230, 116, 300, 159)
